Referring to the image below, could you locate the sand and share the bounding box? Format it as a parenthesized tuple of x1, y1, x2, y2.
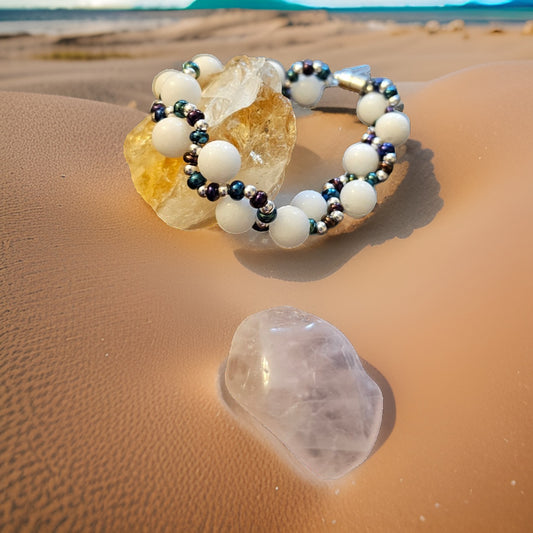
(1, 9, 533, 533)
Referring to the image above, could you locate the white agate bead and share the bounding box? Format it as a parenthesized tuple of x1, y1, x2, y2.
(375, 111, 411, 146)
(152, 69, 177, 98)
(269, 206, 309, 249)
(290, 75, 325, 107)
(291, 190, 327, 220)
(342, 142, 379, 177)
(216, 198, 256, 234)
(192, 54, 224, 86)
(340, 180, 377, 219)
(160, 71, 202, 107)
(197, 140, 241, 181)
(151, 116, 191, 158)
(356, 92, 388, 126)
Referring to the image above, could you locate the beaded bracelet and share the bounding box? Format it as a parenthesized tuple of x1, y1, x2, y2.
(148, 54, 410, 249)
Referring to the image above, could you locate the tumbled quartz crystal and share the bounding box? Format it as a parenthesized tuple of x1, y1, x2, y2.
(224, 306, 383, 480)
(124, 55, 296, 229)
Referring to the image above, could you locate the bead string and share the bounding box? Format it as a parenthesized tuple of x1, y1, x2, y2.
(149, 55, 410, 249)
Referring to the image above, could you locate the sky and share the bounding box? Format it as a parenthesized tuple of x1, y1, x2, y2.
(0, 0, 515, 8)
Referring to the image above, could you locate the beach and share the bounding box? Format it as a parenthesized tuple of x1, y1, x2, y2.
(1, 8, 533, 532)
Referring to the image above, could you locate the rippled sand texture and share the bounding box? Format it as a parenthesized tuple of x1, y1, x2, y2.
(1, 9, 533, 533)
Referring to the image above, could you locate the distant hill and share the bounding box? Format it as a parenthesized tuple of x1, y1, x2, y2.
(185, 0, 533, 10)
(186, 0, 307, 10)
(463, 0, 533, 6)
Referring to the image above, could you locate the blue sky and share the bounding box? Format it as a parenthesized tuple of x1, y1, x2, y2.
(0, 0, 514, 8)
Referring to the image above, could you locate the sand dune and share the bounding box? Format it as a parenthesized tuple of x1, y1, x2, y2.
(1, 9, 532, 107)
(1, 9, 533, 532)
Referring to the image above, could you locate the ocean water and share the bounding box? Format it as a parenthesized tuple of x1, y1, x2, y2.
(0, 9, 192, 36)
(0, 6, 531, 37)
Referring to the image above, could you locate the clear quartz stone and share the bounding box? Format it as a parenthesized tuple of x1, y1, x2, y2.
(224, 306, 383, 480)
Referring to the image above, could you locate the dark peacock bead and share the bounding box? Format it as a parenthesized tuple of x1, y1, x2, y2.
(322, 187, 340, 201)
(205, 183, 220, 202)
(377, 142, 395, 158)
(183, 152, 198, 165)
(365, 172, 379, 186)
(316, 63, 330, 80)
(173, 99, 188, 118)
(371, 77, 384, 92)
(150, 101, 166, 122)
(379, 161, 394, 174)
(383, 84, 398, 98)
(187, 109, 205, 127)
(187, 172, 206, 190)
(257, 208, 277, 224)
(322, 214, 338, 229)
(328, 202, 344, 213)
(250, 191, 268, 209)
(302, 59, 314, 75)
(182, 60, 200, 78)
(190, 130, 209, 145)
(229, 180, 245, 200)
(328, 177, 344, 192)
(287, 69, 298, 82)
(363, 132, 377, 144)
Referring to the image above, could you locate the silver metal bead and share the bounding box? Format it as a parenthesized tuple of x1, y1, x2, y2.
(365, 81, 374, 93)
(184, 165, 196, 175)
(183, 103, 197, 114)
(312, 60, 323, 73)
(376, 170, 389, 182)
(165, 106, 173, 116)
(218, 185, 228, 197)
(327, 196, 341, 207)
(244, 185, 257, 198)
(195, 119, 209, 131)
(260, 200, 275, 214)
(189, 144, 202, 155)
(316, 220, 328, 235)
(197, 185, 207, 197)
(255, 220, 269, 229)
(388, 94, 401, 107)
(183, 67, 196, 77)
(396, 102, 405, 112)
(383, 152, 397, 164)
(330, 210, 344, 223)
(339, 174, 348, 185)
(292, 61, 303, 74)
(371, 136, 382, 148)
(322, 182, 335, 191)
(379, 78, 392, 92)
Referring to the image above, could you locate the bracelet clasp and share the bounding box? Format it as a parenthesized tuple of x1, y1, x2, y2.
(332, 65, 371, 94)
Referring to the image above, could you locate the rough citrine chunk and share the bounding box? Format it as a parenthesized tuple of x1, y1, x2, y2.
(124, 55, 296, 230)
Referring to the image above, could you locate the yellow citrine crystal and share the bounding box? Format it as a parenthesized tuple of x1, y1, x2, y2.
(124, 55, 297, 230)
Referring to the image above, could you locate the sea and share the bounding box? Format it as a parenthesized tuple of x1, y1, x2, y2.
(0, 6, 532, 37)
